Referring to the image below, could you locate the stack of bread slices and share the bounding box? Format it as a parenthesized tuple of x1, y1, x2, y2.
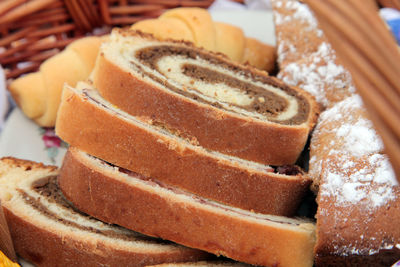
(1, 2, 400, 266)
(0, 27, 321, 267)
(57, 29, 322, 266)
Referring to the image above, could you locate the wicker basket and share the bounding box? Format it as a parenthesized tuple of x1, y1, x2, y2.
(0, 0, 243, 80)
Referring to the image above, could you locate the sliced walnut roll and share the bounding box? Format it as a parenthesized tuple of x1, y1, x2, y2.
(0, 158, 210, 267)
(56, 83, 312, 215)
(92, 29, 319, 165)
(58, 148, 316, 267)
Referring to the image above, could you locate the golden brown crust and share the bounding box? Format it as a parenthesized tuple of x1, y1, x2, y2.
(0, 157, 211, 266)
(131, 18, 195, 44)
(131, 8, 276, 72)
(313, 155, 400, 267)
(94, 56, 311, 165)
(159, 8, 217, 52)
(0, 157, 58, 172)
(59, 149, 316, 267)
(8, 37, 102, 127)
(309, 96, 400, 264)
(241, 37, 276, 73)
(8, 72, 46, 120)
(4, 208, 209, 267)
(55, 86, 312, 215)
(214, 22, 246, 62)
(92, 30, 319, 166)
(0, 200, 16, 262)
(272, 1, 329, 68)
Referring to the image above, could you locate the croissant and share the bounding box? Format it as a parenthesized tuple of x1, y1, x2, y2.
(131, 8, 276, 72)
(9, 8, 275, 127)
(8, 36, 102, 127)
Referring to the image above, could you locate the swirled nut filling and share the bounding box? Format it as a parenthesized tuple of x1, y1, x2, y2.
(134, 45, 310, 125)
(18, 176, 170, 244)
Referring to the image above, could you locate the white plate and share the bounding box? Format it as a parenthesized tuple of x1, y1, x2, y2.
(0, 10, 274, 267)
(0, 10, 275, 168)
(0, 108, 67, 166)
(211, 10, 275, 45)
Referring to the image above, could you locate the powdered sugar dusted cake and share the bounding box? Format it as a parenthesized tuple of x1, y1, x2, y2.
(273, 0, 355, 108)
(272, 0, 400, 265)
(278, 43, 355, 108)
(273, 0, 326, 68)
(309, 95, 385, 185)
(311, 95, 400, 266)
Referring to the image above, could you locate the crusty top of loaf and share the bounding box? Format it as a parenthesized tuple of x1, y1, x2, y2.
(273, 0, 355, 108)
(0, 157, 199, 253)
(104, 28, 318, 126)
(273, 0, 400, 258)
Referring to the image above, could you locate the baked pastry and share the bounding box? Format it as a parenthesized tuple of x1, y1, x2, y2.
(9, 7, 275, 128)
(273, 0, 400, 265)
(8, 36, 102, 127)
(309, 95, 385, 187)
(278, 43, 356, 109)
(91, 29, 319, 166)
(273, 1, 355, 109)
(58, 147, 316, 267)
(158, 8, 217, 51)
(0, 157, 211, 267)
(131, 7, 276, 71)
(214, 22, 245, 62)
(310, 95, 400, 266)
(272, 0, 328, 68)
(55, 82, 311, 215)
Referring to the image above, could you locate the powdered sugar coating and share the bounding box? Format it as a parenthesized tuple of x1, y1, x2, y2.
(273, 0, 324, 66)
(279, 42, 355, 107)
(274, 0, 400, 260)
(274, 0, 321, 33)
(311, 95, 398, 208)
(316, 151, 399, 256)
(335, 119, 382, 157)
(320, 154, 397, 208)
(316, 95, 383, 156)
(274, 0, 355, 108)
(332, 242, 400, 257)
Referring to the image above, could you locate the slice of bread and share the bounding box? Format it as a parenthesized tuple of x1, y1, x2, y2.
(0, 157, 211, 267)
(55, 82, 311, 215)
(58, 147, 316, 267)
(8, 36, 102, 127)
(91, 29, 319, 166)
